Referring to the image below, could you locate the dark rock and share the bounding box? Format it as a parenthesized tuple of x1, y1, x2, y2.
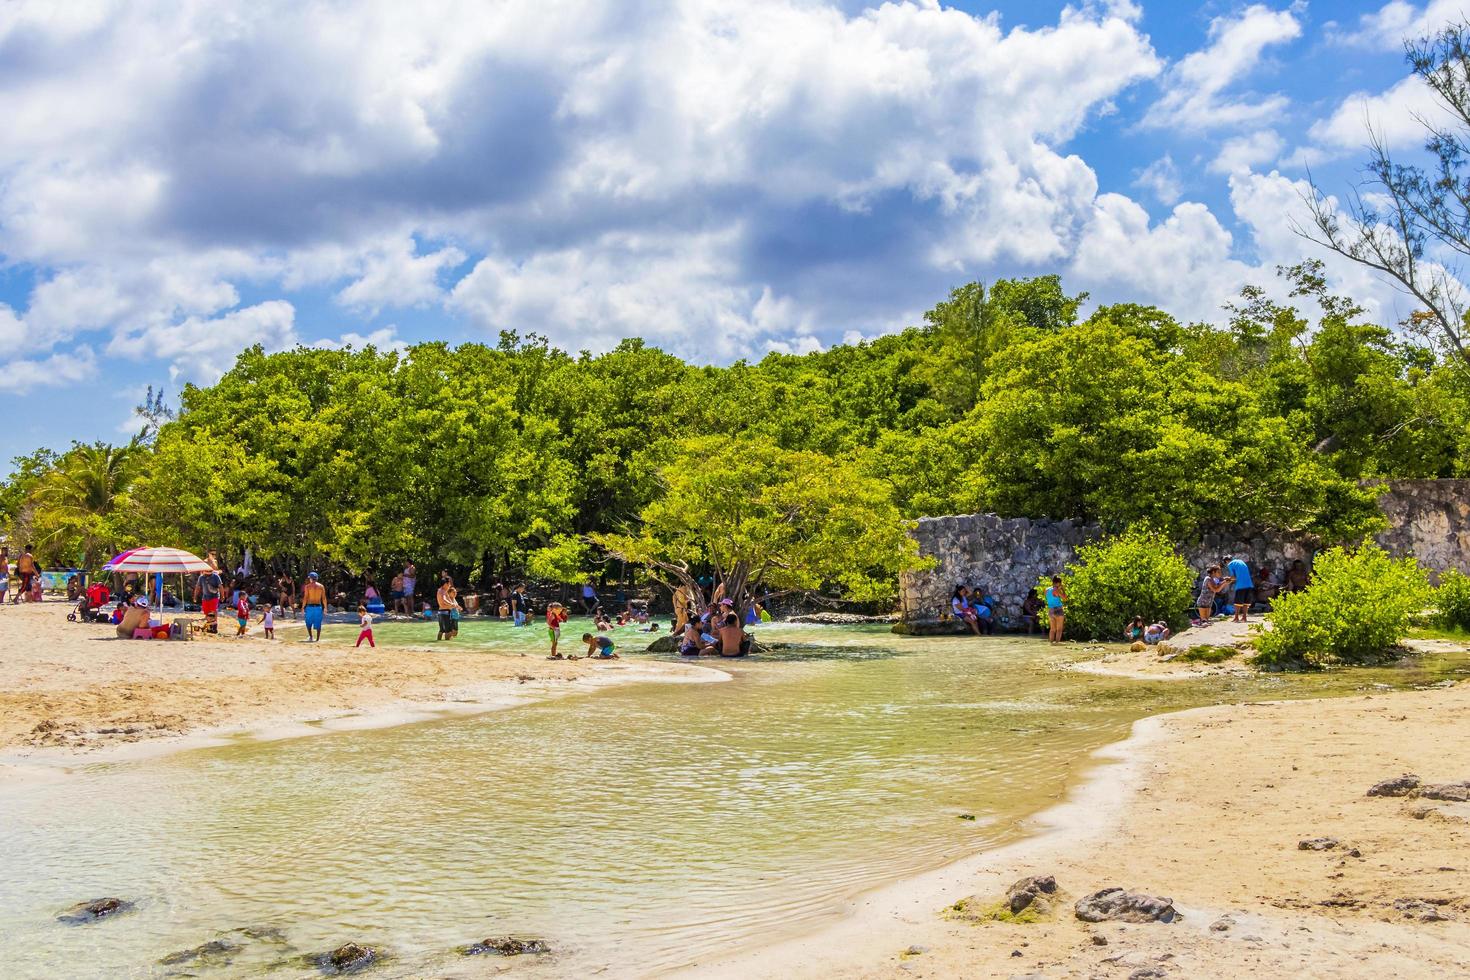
(903, 944, 928, 956)
(1074, 888, 1177, 924)
(1007, 875, 1059, 915)
(58, 897, 135, 924)
(958, 813, 977, 821)
(1210, 915, 1235, 932)
(314, 943, 378, 974)
(159, 940, 241, 966)
(1091, 934, 1109, 946)
(1297, 837, 1338, 851)
(890, 621, 971, 637)
(461, 937, 551, 957)
(1420, 782, 1470, 802)
(239, 925, 289, 943)
(1010, 949, 1023, 957)
(1367, 774, 1421, 797)
(1394, 898, 1455, 922)
(646, 634, 770, 654)
(1129, 969, 1168, 980)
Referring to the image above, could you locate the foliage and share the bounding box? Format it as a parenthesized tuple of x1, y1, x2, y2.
(524, 535, 590, 584)
(1254, 546, 1433, 667)
(593, 437, 925, 612)
(1176, 645, 1240, 664)
(1433, 568, 1470, 631)
(1051, 529, 1196, 641)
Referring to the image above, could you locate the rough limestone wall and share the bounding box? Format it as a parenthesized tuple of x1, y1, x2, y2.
(901, 514, 1100, 624)
(900, 478, 1470, 623)
(1373, 479, 1470, 583)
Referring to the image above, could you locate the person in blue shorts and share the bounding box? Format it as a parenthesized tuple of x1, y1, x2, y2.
(582, 632, 619, 658)
(1225, 555, 1254, 622)
(301, 571, 326, 642)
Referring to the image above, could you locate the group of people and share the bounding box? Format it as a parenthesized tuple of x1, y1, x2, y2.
(0, 545, 42, 604)
(676, 598, 753, 657)
(952, 577, 1070, 644)
(1193, 556, 1310, 625)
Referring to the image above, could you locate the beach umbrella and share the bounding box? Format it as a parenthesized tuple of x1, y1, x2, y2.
(102, 548, 143, 570)
(104, 547, 213, 625)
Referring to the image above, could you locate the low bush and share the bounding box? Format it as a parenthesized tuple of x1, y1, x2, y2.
(1253, 546, 1431, 668)
(1051, 528, 1195, 641)
(1433, 568, 1470, 631)
(1176, 644, 1238, 664)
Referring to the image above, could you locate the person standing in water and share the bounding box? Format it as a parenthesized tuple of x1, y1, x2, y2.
(1045, 576, 1067, 644)
(436, 573, 460, 641)
(301, 572, 326, 642)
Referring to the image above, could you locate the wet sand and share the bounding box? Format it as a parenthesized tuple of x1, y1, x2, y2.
(692, 681, 1470, 979)
(0, 601, 718, 765)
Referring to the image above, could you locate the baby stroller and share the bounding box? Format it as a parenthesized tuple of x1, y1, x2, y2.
(68, 582, 112, 623)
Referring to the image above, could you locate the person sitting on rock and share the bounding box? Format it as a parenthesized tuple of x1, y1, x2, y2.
(950, 585, 981, 635)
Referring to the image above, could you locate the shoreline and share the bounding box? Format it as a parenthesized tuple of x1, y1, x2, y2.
(687, 680, 1470, 979)
(0, 602, 725, 781)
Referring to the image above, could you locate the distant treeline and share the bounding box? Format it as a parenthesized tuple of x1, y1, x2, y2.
(3, 265, 1467, 600)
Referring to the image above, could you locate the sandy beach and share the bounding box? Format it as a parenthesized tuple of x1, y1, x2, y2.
(0, 601, 718, 765)
(692, 679, 1470, 979)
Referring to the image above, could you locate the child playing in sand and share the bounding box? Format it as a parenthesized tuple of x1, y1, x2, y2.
(582, 632, 618, 658)
(258, 603, 276, 640)
(546, 601, 569, 658)
(235, 593, 250, 636)
(356, 605, 375, 648)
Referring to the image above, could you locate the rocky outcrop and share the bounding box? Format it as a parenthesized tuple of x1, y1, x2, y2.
(461, 937, 551, 956)
(1074, 888, 1177, 923)
(1006, 875, 1058, 915)
(313, 943, 379, 974)
(1367, 774, 1421, 797)
(159, 940, 240, 966)
(1372, 479, 1470, 583)
(58, 897, 135, 924)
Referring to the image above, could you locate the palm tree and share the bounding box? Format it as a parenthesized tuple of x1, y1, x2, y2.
(30, 439, 145, 568)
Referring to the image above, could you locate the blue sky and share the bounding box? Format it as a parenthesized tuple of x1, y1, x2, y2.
(0, 1, 1460, 472)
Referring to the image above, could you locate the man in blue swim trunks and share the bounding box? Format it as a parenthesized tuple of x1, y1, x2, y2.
(582, 632, 619, 658)
(301, 571, 326, 642)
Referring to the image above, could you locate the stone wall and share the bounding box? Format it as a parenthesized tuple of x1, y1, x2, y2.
(1373, 479, 1470, 583)
(900, 479, 1470, 623)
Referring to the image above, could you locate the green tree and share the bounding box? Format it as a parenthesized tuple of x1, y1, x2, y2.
(1255, 546, 1432, 667)
(593, 437, 925, 614)
(1051, 529, 1196, 640)
(26, 439, 146, 566)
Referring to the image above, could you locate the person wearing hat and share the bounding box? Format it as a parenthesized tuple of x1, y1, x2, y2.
(301, 572, 327, 642)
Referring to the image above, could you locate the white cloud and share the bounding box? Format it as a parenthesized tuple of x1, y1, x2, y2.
(1308, 73, 1455, 153)
(1144, 4, 1302, 132)
(1330, 1, 1465, 49)
(0, 347, 99, 393)
(1133, 154, 1183, 205)
(312, 326, 408, 354)
(1210, 130, 1284, 174)
(107, 300, 298, 384)
(0, 0, 1164, 372)
(335, 239, 466, 314)
(1071, 194, 1252, 321)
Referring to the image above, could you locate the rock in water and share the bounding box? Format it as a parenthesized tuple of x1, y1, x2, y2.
(58, 897, 135, 924)
(1074, 888, 1177, 923)
(462, 937, 551, 956)
(1006, 875, 1059, 915)
(1420, 782, 1470, 802)
(315, 943, 378, 974)
(1298, 837, 1339, 851)
(159, 939, 240, 966)
(1366, 774, 1421, 797)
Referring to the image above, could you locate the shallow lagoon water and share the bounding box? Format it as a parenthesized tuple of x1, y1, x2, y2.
(2, 623, 1467, 979)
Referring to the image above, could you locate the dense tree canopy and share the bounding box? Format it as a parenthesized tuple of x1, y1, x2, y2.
(2, 269, 1466, 606)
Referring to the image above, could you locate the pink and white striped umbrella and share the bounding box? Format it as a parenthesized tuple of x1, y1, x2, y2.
(104, 547, 212, 575)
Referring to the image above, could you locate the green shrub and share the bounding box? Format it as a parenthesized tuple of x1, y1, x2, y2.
(1433, 568, 1470, 631)
(1050, 528, 1195, 641)
(1254, 546, 1431, 668)
(1176, 644, 1239, 664)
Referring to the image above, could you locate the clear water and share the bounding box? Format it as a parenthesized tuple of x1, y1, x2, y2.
(1, 623, 1466, 979)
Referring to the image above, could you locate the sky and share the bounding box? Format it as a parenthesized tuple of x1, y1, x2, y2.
(0, 0, 1463, 471)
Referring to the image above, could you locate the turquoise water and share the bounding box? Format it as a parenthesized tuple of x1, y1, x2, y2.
(1, 624, 1466, 979)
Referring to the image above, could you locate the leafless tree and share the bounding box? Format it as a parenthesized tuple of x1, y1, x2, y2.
(1298, 23, 1470, 372)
